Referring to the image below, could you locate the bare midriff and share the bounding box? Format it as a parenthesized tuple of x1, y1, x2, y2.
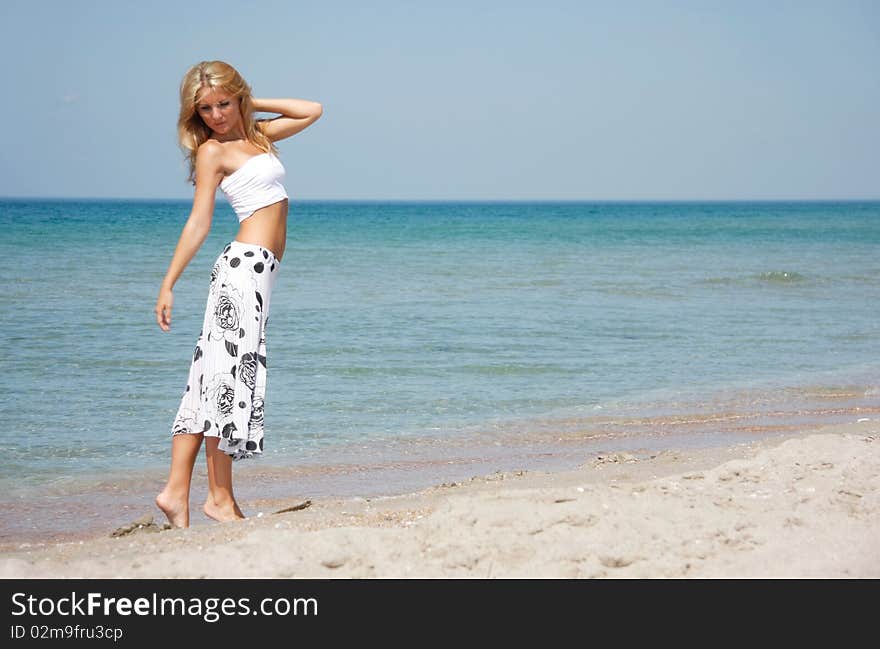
(234, 197, 289, 262)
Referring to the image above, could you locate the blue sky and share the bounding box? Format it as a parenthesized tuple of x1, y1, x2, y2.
(1, 0, 877, 200)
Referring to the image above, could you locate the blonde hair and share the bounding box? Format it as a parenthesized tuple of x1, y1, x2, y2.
(177, 60, 278, 185)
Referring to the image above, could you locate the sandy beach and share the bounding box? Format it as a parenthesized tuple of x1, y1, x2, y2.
(1, 418, 877, 579)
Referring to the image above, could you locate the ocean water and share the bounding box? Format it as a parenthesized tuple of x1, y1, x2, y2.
(1, 199, 878, 543)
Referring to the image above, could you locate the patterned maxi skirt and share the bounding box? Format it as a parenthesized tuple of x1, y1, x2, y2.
(171, 239, 281, 460)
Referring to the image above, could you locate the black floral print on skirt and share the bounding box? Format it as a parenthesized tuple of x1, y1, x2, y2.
(171, 240, 281, 460)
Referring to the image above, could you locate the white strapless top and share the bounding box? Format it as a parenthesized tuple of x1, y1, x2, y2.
(219, 152, 289, 222)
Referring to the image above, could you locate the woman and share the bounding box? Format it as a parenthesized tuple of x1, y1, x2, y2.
(154, 60, 322, 528)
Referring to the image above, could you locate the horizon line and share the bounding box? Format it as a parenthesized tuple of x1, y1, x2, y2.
(2, 196, 879, 204)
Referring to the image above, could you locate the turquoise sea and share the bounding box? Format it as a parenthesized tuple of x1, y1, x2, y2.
(1, 199, 878, 544)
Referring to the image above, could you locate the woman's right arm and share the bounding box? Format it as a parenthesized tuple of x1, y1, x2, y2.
(155, 143, 225, 332)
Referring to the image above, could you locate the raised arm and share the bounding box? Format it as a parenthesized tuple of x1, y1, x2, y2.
(252, 97, 323, 142)
(155, 142, 225, 332)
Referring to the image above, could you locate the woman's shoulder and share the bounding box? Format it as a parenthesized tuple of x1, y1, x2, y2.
(194, 140, 226, 172)
(196, 140, 224, 160)
(199, 138, 264, 159)
(196, 139, 225, 158)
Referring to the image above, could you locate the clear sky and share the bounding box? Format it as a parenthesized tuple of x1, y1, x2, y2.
(1, 0, 877, 200)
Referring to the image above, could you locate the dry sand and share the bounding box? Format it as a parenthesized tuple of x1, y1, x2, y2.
(2, 420, 877, 578)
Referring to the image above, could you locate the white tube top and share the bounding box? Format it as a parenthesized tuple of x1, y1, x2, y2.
(219, 152, 289, 222)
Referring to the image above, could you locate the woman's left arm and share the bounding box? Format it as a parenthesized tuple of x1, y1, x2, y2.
(252, 97, 323, 142)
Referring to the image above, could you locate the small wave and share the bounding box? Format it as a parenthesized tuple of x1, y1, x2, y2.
(758, 271, 806, 283)
(700, 277, 738, 286)
(458, 363, 565, 376)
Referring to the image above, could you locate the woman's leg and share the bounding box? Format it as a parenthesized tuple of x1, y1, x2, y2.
(156, 433, 204, 527)
(203, 437, 245, 522)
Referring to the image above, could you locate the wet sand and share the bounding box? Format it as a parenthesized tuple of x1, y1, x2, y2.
(3, 387, 877, 550)
(2, 419, 877, 578)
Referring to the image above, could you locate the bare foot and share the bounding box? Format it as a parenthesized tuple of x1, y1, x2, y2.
(203, 498, 246, 523)
(156, 490, 189, 528)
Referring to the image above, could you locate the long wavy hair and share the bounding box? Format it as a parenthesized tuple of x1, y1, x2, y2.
(177, 60, 278, 185)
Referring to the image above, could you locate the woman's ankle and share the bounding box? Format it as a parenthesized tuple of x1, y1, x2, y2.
(156, 490, 190, 527)
(203, 496, 245, 522)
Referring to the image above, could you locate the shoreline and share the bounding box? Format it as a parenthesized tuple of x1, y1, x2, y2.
(3, 418, 877, 578)
(2, 392, 876, 550)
